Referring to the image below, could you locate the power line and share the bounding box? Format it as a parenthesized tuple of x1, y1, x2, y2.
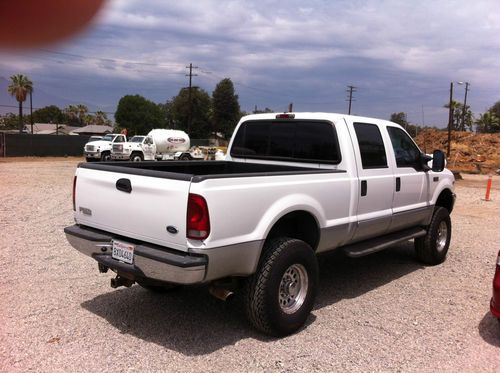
(36, 48, 186, 70)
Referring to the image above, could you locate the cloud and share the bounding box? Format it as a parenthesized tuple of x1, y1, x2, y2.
(1, 0, 499, 124)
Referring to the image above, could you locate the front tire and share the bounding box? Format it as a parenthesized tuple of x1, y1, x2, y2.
(415, 206, 451, 265)
(243, 237, 318, 336)
(180, 154, 191, 161)
(100, 152, 111, 162)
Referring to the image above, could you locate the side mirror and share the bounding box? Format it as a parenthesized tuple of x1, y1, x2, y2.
(420, 153, 432, 172)
(432, 150, 445, 172)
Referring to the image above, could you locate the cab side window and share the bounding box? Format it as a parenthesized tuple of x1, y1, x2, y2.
(353, 122, 388, 169)
(387, 127, 421, 168)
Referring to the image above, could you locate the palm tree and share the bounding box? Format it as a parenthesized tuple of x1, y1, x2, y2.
(76, 104, 89, 126)
(64, 105, 79, 126)
(475, 112, 500, 133)
(7, 74, 33, 133)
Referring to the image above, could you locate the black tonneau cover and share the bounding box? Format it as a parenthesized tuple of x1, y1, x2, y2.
(79, 161, 345, 183)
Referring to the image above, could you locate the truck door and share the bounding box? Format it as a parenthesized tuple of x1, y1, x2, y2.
(142, 136, 155, 160)
(348, 121, 395, 242)
(385, 126, 432, 231)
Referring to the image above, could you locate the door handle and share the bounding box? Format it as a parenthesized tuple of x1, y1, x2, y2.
(396, 177, 401, 192)
(361, 180, 367, 196)
(116, 178, 132, 193)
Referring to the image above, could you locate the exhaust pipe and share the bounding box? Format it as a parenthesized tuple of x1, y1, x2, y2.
(110, 275, 134, 288)
(209, 285, 234, 301)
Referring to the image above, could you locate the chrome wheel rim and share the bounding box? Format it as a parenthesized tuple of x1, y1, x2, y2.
(436, 221, 448, 252)
(279, 264, 308, 314)
(132, 156, 141, 162)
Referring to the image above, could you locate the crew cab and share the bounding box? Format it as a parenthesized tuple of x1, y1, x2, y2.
(84, 133, 127, 162)
(65, 112, 455, 336)
(111, 135, 156, 162)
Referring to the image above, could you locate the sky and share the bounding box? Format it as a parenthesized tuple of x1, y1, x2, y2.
(1, 0, 499, 127)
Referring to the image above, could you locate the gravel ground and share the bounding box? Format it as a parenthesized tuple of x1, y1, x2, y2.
(0, 158, 499, 372)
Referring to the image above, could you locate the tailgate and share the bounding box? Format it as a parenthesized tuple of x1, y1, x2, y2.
(74, 167, 190, 251)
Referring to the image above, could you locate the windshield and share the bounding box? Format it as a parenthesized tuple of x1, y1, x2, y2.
(130, 136, 145, 143)
(101, 134, 114, 141)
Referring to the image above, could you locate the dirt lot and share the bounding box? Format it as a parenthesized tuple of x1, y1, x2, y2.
(0, 158, 499, 372)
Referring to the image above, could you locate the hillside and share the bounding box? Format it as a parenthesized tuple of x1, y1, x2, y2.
(415, 129, 500, 174)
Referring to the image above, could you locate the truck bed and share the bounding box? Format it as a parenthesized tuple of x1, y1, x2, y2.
(79, 160, 345, 182)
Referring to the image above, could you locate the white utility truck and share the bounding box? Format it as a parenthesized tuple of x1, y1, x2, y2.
(110, 129, 208, 161)
(84, 133, 127, 162)
(65, 112, 455, 336)
(110, 135, 156, 161)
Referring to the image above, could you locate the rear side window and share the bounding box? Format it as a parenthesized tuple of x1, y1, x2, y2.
(387, 126, 421, 168)
(353, 122, 387, 168)
(231, 120, 341, 163)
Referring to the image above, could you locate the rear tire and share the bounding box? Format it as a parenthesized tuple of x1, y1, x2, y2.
(243, 237, 318, 336)
(130, 153, 144, 162)
(415, 206, 451, 265)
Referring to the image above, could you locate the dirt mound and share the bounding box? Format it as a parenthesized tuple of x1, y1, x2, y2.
(415, 129, 500, 174)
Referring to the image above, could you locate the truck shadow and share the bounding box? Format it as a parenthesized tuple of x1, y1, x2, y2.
(315, 241, 423, 308)
(81, 242, 423, 355)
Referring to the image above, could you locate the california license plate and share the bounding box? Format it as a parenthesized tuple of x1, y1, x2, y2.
(111, 240, 134, 264)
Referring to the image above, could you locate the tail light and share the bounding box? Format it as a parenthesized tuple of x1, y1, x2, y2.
(187, 194, 210, 240)
(72, 176, 77, 211)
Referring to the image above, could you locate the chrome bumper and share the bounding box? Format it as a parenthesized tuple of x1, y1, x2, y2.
(85, 152, 100, 159)
(110, 153, 130, 160)
(64, 225, 207, 284)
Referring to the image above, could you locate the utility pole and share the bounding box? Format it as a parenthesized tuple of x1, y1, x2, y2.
(461, 82, 470, 131)
(346, 85, 357, 115)
(447, 82, 454, 158)
(29, 90, 33, 135)
(288, 102, 293, 112)
(185, 63, 198, 134)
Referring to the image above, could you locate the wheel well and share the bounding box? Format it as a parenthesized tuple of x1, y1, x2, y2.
(435, 188, 454, 213)
(266, 211, 320, 251)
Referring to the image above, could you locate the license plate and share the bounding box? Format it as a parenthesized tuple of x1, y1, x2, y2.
(111, 240, 134, 264)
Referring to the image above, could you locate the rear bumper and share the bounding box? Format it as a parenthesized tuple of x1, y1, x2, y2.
(64, 224, 207, 285)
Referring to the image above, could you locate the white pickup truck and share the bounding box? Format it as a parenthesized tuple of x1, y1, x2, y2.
(65, 112, 455, 336)
(84, 133, 127, 162)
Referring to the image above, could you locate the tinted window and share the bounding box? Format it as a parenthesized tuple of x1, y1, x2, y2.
(354, 122, 387, 168)
(231, 120, 340, 163)
(387, 127, 421, 168)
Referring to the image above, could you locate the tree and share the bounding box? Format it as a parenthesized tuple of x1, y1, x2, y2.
(32, 105, 65, 124)
(76, 104, 89, 126)
(253, 107, 274, 114)
(390, 112, 409, 128)
(0, 113, 26, 130)
(211, 78, 241, 138)
(166, 88, 212, 138)
(92, 111, 111, 126)
(115, 95, 165, 135)
(7, 74, 33, 133)
(64, 105, 79, 126)
(443, 101, 473, 131)
(487, 101, 500, 120)
(475, 112, 500, 133)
